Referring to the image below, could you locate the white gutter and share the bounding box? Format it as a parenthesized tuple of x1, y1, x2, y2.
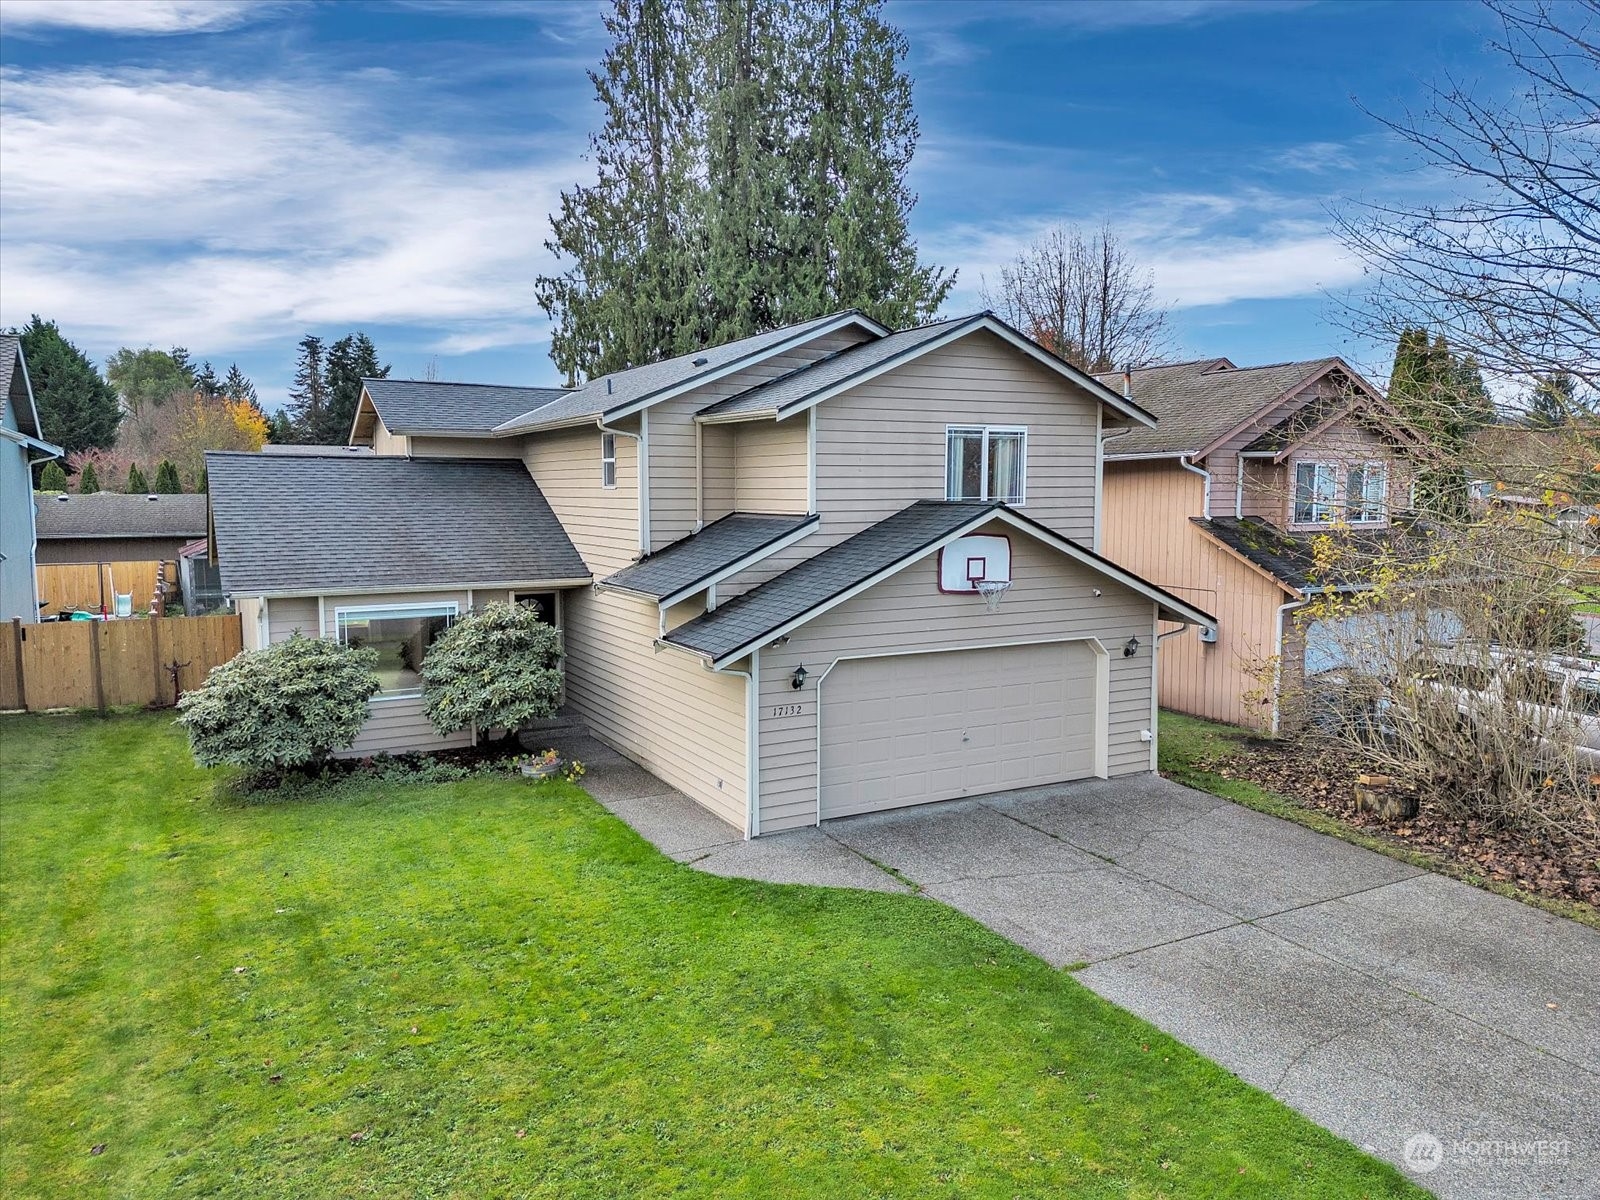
(597, 413, 649, 554)
(1235, 456, 1246, 519)
(1177, 455, 1212, 520)
(1270, 597, 1311, 734)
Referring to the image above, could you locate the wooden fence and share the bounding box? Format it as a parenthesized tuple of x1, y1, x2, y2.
(0, 614, 242, 712)
(37, 560, 177, 618)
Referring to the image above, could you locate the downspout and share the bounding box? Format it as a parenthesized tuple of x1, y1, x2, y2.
(1177, 455, 1211, 520)
(598, 413, 649, 555)
(1236, 456, 1245, 519)
(1270, 597, 1310, 735)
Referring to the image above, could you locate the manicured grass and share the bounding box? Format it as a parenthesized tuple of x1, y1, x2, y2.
(1, 713, 1426, 1198)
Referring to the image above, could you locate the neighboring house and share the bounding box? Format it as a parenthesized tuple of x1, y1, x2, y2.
(33, 492, 209, 565)
(208, 310, 1213, 835)
(0, 335, 62, 624)
(1097, 356, 1427, 731)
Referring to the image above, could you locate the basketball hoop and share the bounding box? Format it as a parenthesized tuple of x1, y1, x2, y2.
(975, 579, 1012, 613)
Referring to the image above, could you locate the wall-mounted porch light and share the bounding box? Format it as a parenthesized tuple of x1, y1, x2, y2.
(1123, 636, 1140, 658)
(791, 664, 809, 690)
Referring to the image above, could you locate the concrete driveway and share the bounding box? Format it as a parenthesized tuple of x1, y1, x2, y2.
(560, 727, 1599, 1200)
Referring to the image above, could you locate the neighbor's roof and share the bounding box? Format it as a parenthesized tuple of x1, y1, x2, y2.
(696, 317, 974, 420)
(206, 451, 589, 595)
(494, 310, 884, 434)
(34, 492, 209, 539)
(363, 378, 568, 436)
(601, 512, 816, 602)
(1193, 515, 1436, 593)
(663, 501, 997, 662)
(1097, 357, 1346, 457)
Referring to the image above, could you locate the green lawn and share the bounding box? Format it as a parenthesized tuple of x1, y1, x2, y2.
(1, 713, 1426, 1199)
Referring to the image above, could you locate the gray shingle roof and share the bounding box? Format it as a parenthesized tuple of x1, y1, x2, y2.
(696, 316, 978, 420)
(34, 492, 208, 539)
(664, 501, 997, 661)
(206, 451, 589, 595)
(602, 512, 816, 600)
(1097, 358, 1341, 457)
(493, 310, 879, 433)
(1, 334, 39, 439)
(1195, 515, 1434, 592)
(364, 378, 567, 435)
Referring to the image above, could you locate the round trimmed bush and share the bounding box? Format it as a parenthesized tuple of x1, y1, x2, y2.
(421, 601, 563, 735)
(177, 633, 380, 773)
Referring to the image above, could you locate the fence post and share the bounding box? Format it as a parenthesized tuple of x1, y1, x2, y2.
(10, 618, 25, 711)
(88, 621, 107, 715)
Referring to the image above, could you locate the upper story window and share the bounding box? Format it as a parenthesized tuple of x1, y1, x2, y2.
(1346, 462, 1387, 523)
(1292, 461, 1338, 524)
(335, 602, 457, 698)
(946, 426, 1026, 504)
(601, 432, 617, 489)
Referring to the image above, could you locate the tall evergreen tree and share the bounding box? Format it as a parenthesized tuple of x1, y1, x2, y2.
(105, 347, 195, 413)
(322, 333, 389, 444)
(125, 463, 150, 494)
(1388, 327, 1496, 517)
(286, 335, 327, 443)
(12, 316, 121, 454)
(39, 460, 68, 492)
(266, 409, 294, 444)
(221, 363, 258, 404)
(154, 460, 183, 494)
(77, 461, 100, 494)
(1524, 372, 1587, 429)
(193, 361, 221, 397)
(538, 0, 951, 383)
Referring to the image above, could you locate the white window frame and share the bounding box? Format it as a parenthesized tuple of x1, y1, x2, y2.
(1345, 461, 1388, 524)
(600, 432, 617, 489)
(945, 425, 1027, 505)
(333, 601, 459, 701)
(1292, 460, 1338, 525)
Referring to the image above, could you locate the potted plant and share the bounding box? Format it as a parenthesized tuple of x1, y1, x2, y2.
(513, 749, 562, 780)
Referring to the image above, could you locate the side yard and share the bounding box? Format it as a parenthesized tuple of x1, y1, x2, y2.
(1158, 710, 1600, 927)
(0, 713, 1426, 1199)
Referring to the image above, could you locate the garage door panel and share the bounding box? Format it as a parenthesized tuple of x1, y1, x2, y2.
(819, 642, 1101, 820)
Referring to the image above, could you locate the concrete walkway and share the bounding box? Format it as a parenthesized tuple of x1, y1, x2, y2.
(550, 727, 1600, 1200)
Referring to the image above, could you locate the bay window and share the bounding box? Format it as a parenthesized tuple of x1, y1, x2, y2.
(946, 426, 1026, 504)
(335, 603, 458, 698)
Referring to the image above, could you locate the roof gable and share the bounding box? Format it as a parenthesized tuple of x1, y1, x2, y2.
(493, 310, 891, 435)
(695, 313, 1158, 427)
(360, 378, 568, 438)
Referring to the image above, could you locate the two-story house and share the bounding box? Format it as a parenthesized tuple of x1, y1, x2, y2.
(1097, 356, 1427, 732)
(206, 311, 1212, 836)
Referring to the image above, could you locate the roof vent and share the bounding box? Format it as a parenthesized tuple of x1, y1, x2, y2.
(147, 494, 159, 500)
(693, 357, 708, 366)
(55, 494, 69, 502)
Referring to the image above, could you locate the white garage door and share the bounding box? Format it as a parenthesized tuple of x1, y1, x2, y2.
(818, 641, 1100, 820)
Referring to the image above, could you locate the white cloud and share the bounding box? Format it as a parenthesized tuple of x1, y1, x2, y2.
(0, 1, 271, 35)
(927, 188, 1364, 316)
(0, 66, 584, 357)
(1275, 141, 1359, 173)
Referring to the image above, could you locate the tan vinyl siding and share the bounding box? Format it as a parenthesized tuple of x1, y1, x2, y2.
(755, 524, 1156, 833)
(1102, 460, 1291, 730)
(561, 586, 748, 829)
(372, 416, 409, 456)
(524, 424, 640, 576)
(702, 424, 736, 522)
(812, 330, 1100, 552)
(409, 435, 524, 459)
(648, 327, 872, 546)
(266, 596, 319, 642)
(732, 418, 809, 513)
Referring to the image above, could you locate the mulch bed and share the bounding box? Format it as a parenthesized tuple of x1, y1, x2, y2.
(1200, 739, 1600, 910)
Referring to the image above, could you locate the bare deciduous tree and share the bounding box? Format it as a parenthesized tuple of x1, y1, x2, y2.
(981, 222, 1172, 373)
(1333, 0, 1600, 392)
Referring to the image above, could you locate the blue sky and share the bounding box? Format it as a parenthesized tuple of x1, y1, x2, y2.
(0, 0, 1503, 413)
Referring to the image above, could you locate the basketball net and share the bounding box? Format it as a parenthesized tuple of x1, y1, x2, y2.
(975, 579, 1012, 613)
